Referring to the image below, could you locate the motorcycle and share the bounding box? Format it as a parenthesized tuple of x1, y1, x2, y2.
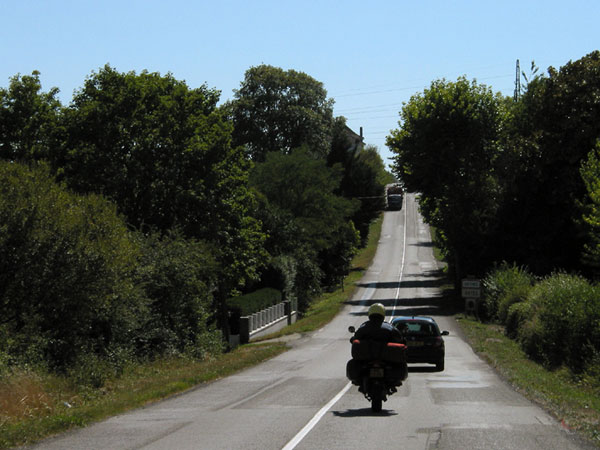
(346, 325, 408, 412)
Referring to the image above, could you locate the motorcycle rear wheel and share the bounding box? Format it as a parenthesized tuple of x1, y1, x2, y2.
(371, 392, 382, 412)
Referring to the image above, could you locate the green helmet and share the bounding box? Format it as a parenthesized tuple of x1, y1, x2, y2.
(368, 303, 386, 319)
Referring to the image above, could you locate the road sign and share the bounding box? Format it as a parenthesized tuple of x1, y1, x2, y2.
(461, 278, 481, 299)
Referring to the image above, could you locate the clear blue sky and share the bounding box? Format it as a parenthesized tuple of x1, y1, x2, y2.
(2, 0, 599, 166)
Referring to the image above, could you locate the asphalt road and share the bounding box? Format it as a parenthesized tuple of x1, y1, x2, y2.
(28, 193, 593, 450)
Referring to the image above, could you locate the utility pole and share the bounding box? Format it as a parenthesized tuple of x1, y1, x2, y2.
(514, 59, 521, 101)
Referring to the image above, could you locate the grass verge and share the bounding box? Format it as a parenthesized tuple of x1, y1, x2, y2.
(0, 343, 287, 449)
(456, 314, 600, 445)
(0, 215, 384, 449)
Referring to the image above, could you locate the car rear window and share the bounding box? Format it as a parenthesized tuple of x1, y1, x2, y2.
(397, 321, 439, 336)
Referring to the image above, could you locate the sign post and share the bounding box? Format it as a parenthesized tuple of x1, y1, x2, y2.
(462, 278, 481, 314)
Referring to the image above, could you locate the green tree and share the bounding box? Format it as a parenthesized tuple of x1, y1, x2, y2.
(387, 77, 503, 283)
(497, 51, 600, 275)
(252, 148, 358, 253)
(250, 148, 359, 306)
(57, 65, 266, 294)
(328, 117, 388, 245)
(229, 65, 335, 162)
(580, 142, 600, 276)
(0, 71, 62, 162)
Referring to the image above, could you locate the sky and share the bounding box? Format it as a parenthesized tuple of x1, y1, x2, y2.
(1, 0, 599, 167)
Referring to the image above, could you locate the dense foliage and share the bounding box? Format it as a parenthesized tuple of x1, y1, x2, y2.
(494, 52, 600, 275)
(481, 266, 600, 382)
(0, 64, 389, 381)
(0, 71, 61, 162)
(0, 162, 225, 381)
(228, 64, 335, 162)
(581, 142, 600, 276)
(0, 162, 142, 373)
(56, 65, 267, 295)
(249, 148, 360, 309)
(389, 51, 600, 283)
(388, 52, 600, 382)
(135, 230, 223, 359)
(229, 65, 386, 308)
(387, 77, 503, 283)
(328, 117, 389, 245)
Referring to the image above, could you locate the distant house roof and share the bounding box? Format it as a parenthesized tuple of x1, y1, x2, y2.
(344, 125, 364, 152)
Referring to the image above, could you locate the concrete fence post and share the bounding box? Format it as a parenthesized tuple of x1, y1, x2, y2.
(240, 317, 250, 344)
(284, 300, 291, 325)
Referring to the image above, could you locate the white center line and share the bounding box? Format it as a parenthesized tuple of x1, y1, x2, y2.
(392, 194, 408, 320)
(282, 196, 410, 450)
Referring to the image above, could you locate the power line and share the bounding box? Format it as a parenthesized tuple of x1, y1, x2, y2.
(331, 73, 513, 99)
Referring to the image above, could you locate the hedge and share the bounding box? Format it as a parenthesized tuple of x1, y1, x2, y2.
(227, 288, 282, 317)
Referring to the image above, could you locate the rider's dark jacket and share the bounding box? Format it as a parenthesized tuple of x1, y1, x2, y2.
(353, 317, 404, 344)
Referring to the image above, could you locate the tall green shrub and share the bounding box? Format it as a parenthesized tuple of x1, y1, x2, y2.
(135, 230, 223, 358)
(481, 262, 534, 322)
(524, 273, 600, 372)
(0, 161, 142, 371)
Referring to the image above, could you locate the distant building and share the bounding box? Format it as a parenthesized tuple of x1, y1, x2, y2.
(344, 125, 364, 152)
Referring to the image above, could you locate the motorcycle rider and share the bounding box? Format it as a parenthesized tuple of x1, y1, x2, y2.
(349, 302, 407, 395)
(352, 303, 404, 344)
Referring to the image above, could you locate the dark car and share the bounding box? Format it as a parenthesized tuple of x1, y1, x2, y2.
(391, 316, 449, 371)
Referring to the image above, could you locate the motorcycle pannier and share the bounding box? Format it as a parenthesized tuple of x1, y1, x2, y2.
(382, 342, 406, 364)
(351, 340, 381, 360)
(346, 358, 362, 381)
(351, 340, 406, 363)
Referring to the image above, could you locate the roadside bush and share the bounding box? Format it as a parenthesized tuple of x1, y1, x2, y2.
(135, 230, 223, 359)
(505, 299, 535, 339)
(0, 161, 143, 374)
(497, 281, 532, 325)
(480, 262, 534, 322)
(525, 273, 600, 372)
(517, 313, 545, 364)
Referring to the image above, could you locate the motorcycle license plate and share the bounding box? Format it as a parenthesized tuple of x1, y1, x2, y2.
(369, 368, 384, 378)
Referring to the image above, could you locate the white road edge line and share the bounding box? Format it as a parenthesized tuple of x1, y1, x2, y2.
(281, 381, 352, 450)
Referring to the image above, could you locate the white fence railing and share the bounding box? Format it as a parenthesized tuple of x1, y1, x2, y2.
(237, 299, 298, 344)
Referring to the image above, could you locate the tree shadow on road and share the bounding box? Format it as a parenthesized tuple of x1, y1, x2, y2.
(347, 296, 461, 318)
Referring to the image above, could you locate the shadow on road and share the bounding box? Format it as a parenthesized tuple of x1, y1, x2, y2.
(332, 408, 398, 418)
(347, 297, 461, 318)
(346, 267, 462, 317)
(355, 279, 444, 290)
(407, 365, 440, 373)
(410, 241, 434, 248)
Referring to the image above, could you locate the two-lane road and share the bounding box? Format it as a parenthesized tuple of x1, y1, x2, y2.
(30, 193, 592, 450)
